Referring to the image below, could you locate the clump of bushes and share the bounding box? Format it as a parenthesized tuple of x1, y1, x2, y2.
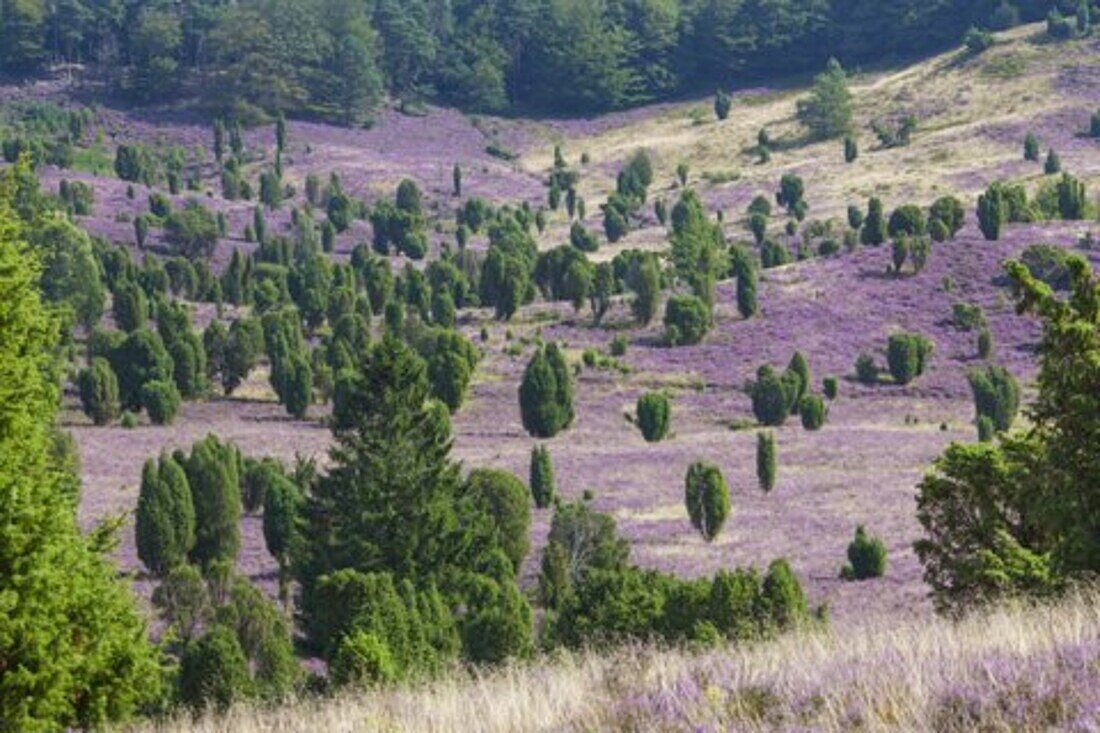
(541, 500, 809, 648)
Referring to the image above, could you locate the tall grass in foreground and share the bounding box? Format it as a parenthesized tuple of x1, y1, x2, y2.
(134, 591, 1100, 732)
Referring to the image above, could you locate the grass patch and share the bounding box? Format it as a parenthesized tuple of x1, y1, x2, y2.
(71, 144, 114, 176)
(982, 54, 1029, 80)
(701, 169, 741, 185)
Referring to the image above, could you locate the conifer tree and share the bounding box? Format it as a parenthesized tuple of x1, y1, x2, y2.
(136, 455, 195, 576)
(185, 435, 242, 569)
(519, 343, 574, 438)
(0, 176, 159, 729)
(529, 445, 556, 509)
(77, 357, 121, 425)
(685, 462, 730, 541)
(756, 431, 777, 492)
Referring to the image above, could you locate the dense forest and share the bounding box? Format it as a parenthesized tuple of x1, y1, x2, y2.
(0, 0, 1062, 119)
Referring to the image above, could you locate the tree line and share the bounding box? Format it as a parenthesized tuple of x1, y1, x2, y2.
(0, 0, 1058, 119)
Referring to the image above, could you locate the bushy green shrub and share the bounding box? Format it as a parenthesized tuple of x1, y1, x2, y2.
(464, 469, 532, 573)
(844, 135, 858, 162)
(714, 89, 731, 120)
(684, 462, 730, 541)
(663, 294, 710, 346)
(141, 379, 181, 425)
(1044, 149, 1061, 175)
(1020, 244, 1073, 290)
(135, 455, 195, 576)
(968, 364, 1020, 433)
(529, 445, 555, 509)
(861, 197, 887, 246)
(929, 195, 965, 239)
(77, 358, 121, 425)
(184, 435, 242, 569)
(823, 376, 838, 400)
(636, 392, 671, 442)
(855, 353, 879, 384)
(165, 200, 220, 260)
(756, 431, 776, 493)
(978, 328, 994, 359)
(519, 343, 574, 438)
(888, 204, 926, 238)
(841, 526, 887, 580)
(796, 58, 852, 140)
(760, 238, 792, 268)
(887, 332, 933, 385)
(178, 626, 251, 711)
(751, 365, 798, 426)
(964, 26, 994, 53)
(113, 280, 148, 332)
(1024, 132, 1040, 161)
(330, 631, 397, 687)
(976, 415, 995, 443)
(977, 183, 1007, 241)
(735, 255, 758, 319)
(799, 394, 826, 431)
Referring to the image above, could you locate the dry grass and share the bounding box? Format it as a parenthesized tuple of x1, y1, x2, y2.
(132, 591, 1100, 732)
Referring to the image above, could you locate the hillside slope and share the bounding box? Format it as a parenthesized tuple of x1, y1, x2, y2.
(53, 22, 1100, 625)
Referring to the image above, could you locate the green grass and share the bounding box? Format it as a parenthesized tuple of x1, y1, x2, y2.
(71, 144, 114, 176)
(982, 54, 1029, 80)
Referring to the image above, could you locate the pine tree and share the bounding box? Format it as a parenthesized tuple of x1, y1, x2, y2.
(796, 58, 853, 140)
(295, 337, 486, 659)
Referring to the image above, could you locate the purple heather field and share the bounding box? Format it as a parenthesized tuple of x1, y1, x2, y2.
(24, 24, 1094, 632)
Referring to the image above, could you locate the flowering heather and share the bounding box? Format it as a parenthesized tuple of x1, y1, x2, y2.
(58, 22, 1100, 628)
